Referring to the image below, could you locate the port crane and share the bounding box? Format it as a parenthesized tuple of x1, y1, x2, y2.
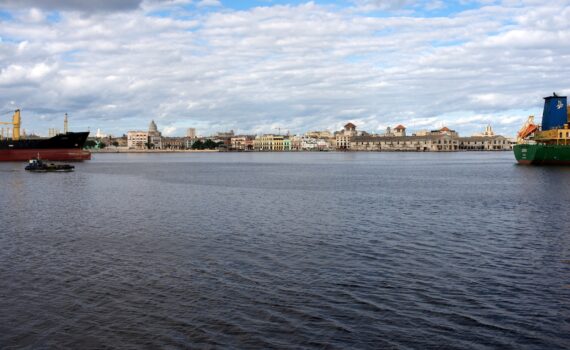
(0, 110, 21, 141)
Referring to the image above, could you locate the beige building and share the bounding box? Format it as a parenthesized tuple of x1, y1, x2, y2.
(393, 125, 406, 137)
(127, 131, 149, 149)
(231, 136, 255, 150)
(336, 122, 358, 150)
(162, 137, 186, 149)
(254, 134, 289, 151)
(350, 134, 511, 151)
(348, 122, 510, 152)
(457, 136, 511, 150)
(351, 135, 458, 151)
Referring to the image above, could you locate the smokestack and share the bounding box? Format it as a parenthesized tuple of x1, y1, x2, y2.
(64, 113, 69, 134)
(542, 93, 567, 130)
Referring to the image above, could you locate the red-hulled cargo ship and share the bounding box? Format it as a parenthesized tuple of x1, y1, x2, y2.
(0, 110, 91, 161)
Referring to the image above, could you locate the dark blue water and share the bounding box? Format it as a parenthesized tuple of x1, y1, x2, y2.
(1, 152, 569, 349)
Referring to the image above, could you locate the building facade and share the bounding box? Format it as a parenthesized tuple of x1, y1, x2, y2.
(336, 123, 358, 150)
(254, 134, 289, 151)
(127, 131, 149, 149)
(231, 136, 255, 150)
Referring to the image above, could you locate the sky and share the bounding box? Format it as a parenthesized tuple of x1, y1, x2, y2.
(1, 0, 570, 137)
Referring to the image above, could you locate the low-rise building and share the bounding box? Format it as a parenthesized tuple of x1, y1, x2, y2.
(162, 137, 186, 150)
(231, 136, 255, 150)
(350, 134, 511, 151)
(127, 131, 149, 149)
(457, 136, 511, 150)
(254, 134, 289, 151)
(351, 135, 459, 151)
(336, 122, 358, 150)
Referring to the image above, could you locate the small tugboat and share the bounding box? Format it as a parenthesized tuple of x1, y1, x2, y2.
(25, 158, 75, 172)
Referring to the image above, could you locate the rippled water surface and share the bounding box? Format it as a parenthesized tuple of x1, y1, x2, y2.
(1, 152, 570, 349)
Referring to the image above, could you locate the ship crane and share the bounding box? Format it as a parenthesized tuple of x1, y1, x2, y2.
(0, 110, 21, 141)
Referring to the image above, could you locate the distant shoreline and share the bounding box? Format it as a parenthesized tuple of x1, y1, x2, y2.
(90, 149, 219, 153)
(89, 148, 511, 153)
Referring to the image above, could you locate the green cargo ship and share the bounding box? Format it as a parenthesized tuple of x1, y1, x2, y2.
(514, 93, 570, 165)
(514, 144, 570, 165)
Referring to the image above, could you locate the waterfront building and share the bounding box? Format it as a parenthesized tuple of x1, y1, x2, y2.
(393, 125, 406, 137)
(231, 136, 255, 150)
(290, 135, 303, 150)
(298, 137, 331, 151)
(351, 135, 458, 151)
(301, 137, 318, 150)
(457, 136, 511, 150)
(148, 120, 162, 149)
(254, 134, 288, 151)
(187, 128, 196, 138)
(127, 131, 149, 149)
(336, 122, 358, 150)
(283, 137, 291, 151)
(162, 137, 186, 150)
(350, 134, 511, 151)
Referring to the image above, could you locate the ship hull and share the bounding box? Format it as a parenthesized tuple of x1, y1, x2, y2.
(514, 144, 570, 165)
(0, 149, 91, 161)
(0, 131, 91, 161)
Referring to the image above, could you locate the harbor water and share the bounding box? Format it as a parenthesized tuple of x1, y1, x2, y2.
(1, 152, 569, 349)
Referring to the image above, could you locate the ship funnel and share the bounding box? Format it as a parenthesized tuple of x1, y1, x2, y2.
(542, 93, 567, 130)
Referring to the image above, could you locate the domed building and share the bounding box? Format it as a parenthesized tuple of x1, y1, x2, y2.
(149, 120, 158, 133)
(148, 120, 162, 149)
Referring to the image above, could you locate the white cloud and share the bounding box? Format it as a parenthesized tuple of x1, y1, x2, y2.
(0, 1, 569, 136)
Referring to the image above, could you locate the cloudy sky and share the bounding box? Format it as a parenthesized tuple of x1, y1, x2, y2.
(1, 0, 569, 137)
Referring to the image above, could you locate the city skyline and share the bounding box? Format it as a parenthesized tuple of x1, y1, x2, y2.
(1, 1, 569, 137)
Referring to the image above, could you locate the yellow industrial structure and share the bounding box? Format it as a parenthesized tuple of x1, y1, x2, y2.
(0, 110, 21, 141)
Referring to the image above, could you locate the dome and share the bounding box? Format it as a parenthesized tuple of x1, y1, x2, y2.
(149, 120, 158, 132)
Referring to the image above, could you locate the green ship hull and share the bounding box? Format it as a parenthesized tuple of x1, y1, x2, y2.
(514, 144, 570, 165)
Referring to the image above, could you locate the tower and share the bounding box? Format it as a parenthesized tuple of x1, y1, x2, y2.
(64, 113, 69, 134)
